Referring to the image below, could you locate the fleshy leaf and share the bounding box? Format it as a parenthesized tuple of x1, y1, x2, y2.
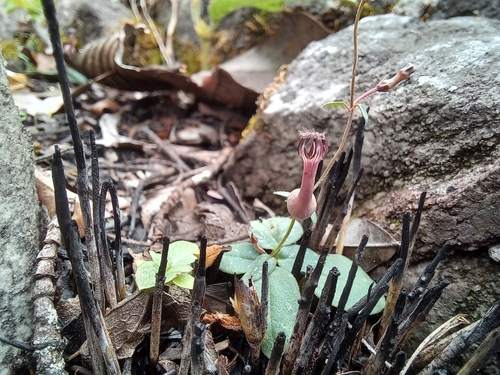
(241, 254, 277, 284)
(253, 266, 300, 358)
(317, 254, 385, 314)
(219, 242, 261, 274)
(249, 217, 303, 250)
(276, 245, 320, 274)
(172, 273, 195, 289)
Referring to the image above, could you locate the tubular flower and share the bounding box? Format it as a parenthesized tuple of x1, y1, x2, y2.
(287, 129, 328, 220)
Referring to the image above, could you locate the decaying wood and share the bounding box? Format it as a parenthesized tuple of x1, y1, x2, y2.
(420, 298, 500, 375)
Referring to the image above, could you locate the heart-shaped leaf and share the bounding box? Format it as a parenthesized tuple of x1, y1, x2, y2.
(219, 242, 261, 274)
(249, 217, 303, 250)
(317, 254, 385, 314)
(275, 245, 319, 274)
(242, 254, 277, 284)
(253, 266, 300, 358)
(135, 241, 199, 290)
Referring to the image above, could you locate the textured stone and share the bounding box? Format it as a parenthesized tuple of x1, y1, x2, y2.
(225, 14, 500, 257)
(0, 53, 40, 374)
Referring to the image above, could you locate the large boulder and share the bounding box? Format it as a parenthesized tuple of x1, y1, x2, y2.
(224, 14, 500, 347)
(0, 54, 40, 373)
(226, 14, 500, 257)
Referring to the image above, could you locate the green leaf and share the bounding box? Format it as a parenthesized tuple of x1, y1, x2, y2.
(357, 103, 369, 123)
(273, 191, 290, 198)
(169, 241, 199, 265)
(241, 254, 277, 284)
(135, 240, 199, 291)
(209, 0, 288, 26)
(249, 217, 303, 250)
(253, 266, 300, 358)
(219, 242, 261, 274)
(317, 254, 385, 314)
(323, 101, 349, 110)
(172, 273, 195, 289)
(135, 260, 159, 290)
(275, 245, 319, 274)
(165, 263, 193, 284)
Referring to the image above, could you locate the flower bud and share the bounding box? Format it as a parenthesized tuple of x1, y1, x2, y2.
(287, 129, 328, 220)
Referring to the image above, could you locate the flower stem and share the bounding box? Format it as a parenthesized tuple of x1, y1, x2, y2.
(314, 0, 366, 190)
(271, 217, 296, 258)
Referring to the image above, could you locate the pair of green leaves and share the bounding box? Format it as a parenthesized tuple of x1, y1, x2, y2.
(135, 241, 199, 290)
(219, 216, 385, 358)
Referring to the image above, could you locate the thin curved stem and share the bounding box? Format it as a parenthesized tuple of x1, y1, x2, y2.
(315, 0, 366, 190)
(271, 217, 296, 258)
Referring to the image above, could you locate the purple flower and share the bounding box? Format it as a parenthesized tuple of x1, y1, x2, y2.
(287, 129, 328, 220)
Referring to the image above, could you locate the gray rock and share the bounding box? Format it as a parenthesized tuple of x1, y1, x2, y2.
(0, 6, 15, 41)
(0, 53, 40, 373)
(393, 0, 500, 21)
(225, 14, 500, 257)
(55, 0, 133, 44)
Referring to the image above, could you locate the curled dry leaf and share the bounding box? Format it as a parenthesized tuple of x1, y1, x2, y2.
(67, 23, 258, 111)
(231, 277, 266, 349)
(202, 312, 242, 331)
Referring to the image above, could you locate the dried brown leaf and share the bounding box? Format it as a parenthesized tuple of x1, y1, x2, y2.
(202, 313, 241, 331)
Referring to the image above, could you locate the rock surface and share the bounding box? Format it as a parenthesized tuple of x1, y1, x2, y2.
(225, 14, 500, 370)
(0, 53, 40, 373)
(225, 14, 500, 257)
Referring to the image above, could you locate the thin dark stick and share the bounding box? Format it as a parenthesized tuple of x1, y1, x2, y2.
(67, 221, 120, 374)
(191, 321, 206, 375)
(42, 0, 102, 308)
(282, 246, 330, 375)
(149, 236, 169, 372)
(179, 237, 207, 375)
(409, 192, 427, 247)
(324, 168, 363, 250)
(310, 150, 352, 250)
(363, 290, 407, 374)
(90, 131, 106, 312)
(51, 145, 71, 249)
(379, 212, 411, 336)
(292, 228, 313, 281)
(403, 244, 449, 318)
(315, 313, 348, 375)
(0, 337, 35, 352)
(261, 261, 269, 336)
(99, 182, 118, 308)
(387, 352, 407, 375)
(335, 235, 369, 319)
(294, 267, 339, 373)
(347, 258, 404, 317)
(106, 180, 126, 302)
(265, 332, 286, 375)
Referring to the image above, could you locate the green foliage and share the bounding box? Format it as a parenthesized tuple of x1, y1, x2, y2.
(219, 216, 385, 358)
(5, 0, 46, 23)
(135, 241, 199, 291)
(323, 101, 349, 110)
(209, 0, 287, 26)
(357, 103, 369, 124)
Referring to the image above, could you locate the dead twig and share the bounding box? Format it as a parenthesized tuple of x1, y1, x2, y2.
(150, 236, 169, 372)
(152, 146, 233, 238)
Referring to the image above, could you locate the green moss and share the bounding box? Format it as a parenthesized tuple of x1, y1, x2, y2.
(0, 40, 21, 61)
(173, 39, 201, 74)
